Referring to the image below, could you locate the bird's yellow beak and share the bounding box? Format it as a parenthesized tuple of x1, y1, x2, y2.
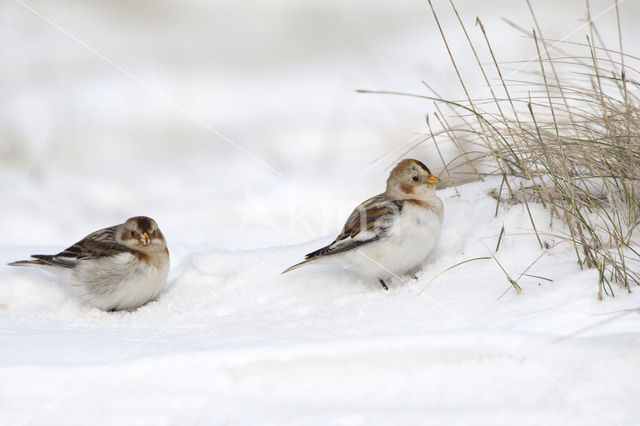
(139, 232, 151, 246)
(427, 175, 440, 185)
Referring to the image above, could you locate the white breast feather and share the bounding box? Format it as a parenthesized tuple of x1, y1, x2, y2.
(70, 252, 169, 311)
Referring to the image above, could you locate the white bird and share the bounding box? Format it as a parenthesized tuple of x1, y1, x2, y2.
(8, 216, 170, 311)
(283, 159, 444, 290)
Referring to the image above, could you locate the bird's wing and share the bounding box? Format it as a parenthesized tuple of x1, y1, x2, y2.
(31, 225, 131, 268)
(305, 194, 404, 259)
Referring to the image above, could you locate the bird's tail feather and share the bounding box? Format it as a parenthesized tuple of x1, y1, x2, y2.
(281, 258, 316, 274)
(7, 259, 47, 267)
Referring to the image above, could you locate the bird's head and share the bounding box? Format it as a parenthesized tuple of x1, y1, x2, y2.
(386, 159, 440, 199)
(119, 216, 166, 251)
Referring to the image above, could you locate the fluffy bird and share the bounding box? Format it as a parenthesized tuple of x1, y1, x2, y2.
(283, 159, 444, 290)
(8, 216, 170, 311)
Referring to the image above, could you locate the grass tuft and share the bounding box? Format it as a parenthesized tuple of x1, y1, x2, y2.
(362, 1, 640, 297)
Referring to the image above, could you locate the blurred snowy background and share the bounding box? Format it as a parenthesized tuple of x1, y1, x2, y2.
(2, 1, 640, 425)
(2, 0, 637, 249)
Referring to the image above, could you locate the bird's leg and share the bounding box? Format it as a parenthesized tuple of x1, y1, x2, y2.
(378, 278, 389, 291)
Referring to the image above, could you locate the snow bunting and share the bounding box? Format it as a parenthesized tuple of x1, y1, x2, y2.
(283, 159, 444, 290)
(8, 216, 170, 311)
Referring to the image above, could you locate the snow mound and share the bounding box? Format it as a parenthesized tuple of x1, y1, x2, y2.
(2, 178, 639, 425)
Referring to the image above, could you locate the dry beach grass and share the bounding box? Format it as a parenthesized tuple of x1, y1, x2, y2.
(360, 0, 639, 297)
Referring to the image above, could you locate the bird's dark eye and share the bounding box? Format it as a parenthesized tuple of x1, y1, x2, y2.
(412, 176, 419, 182)
(130, 230, 136, 237)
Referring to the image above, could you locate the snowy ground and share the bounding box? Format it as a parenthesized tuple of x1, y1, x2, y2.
(2, 0, 640, 425)
(3, 177, 639, 425)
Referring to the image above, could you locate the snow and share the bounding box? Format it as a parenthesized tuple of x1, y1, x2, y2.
(3, 177, 639, 425)
(1, 0, 640, 425)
